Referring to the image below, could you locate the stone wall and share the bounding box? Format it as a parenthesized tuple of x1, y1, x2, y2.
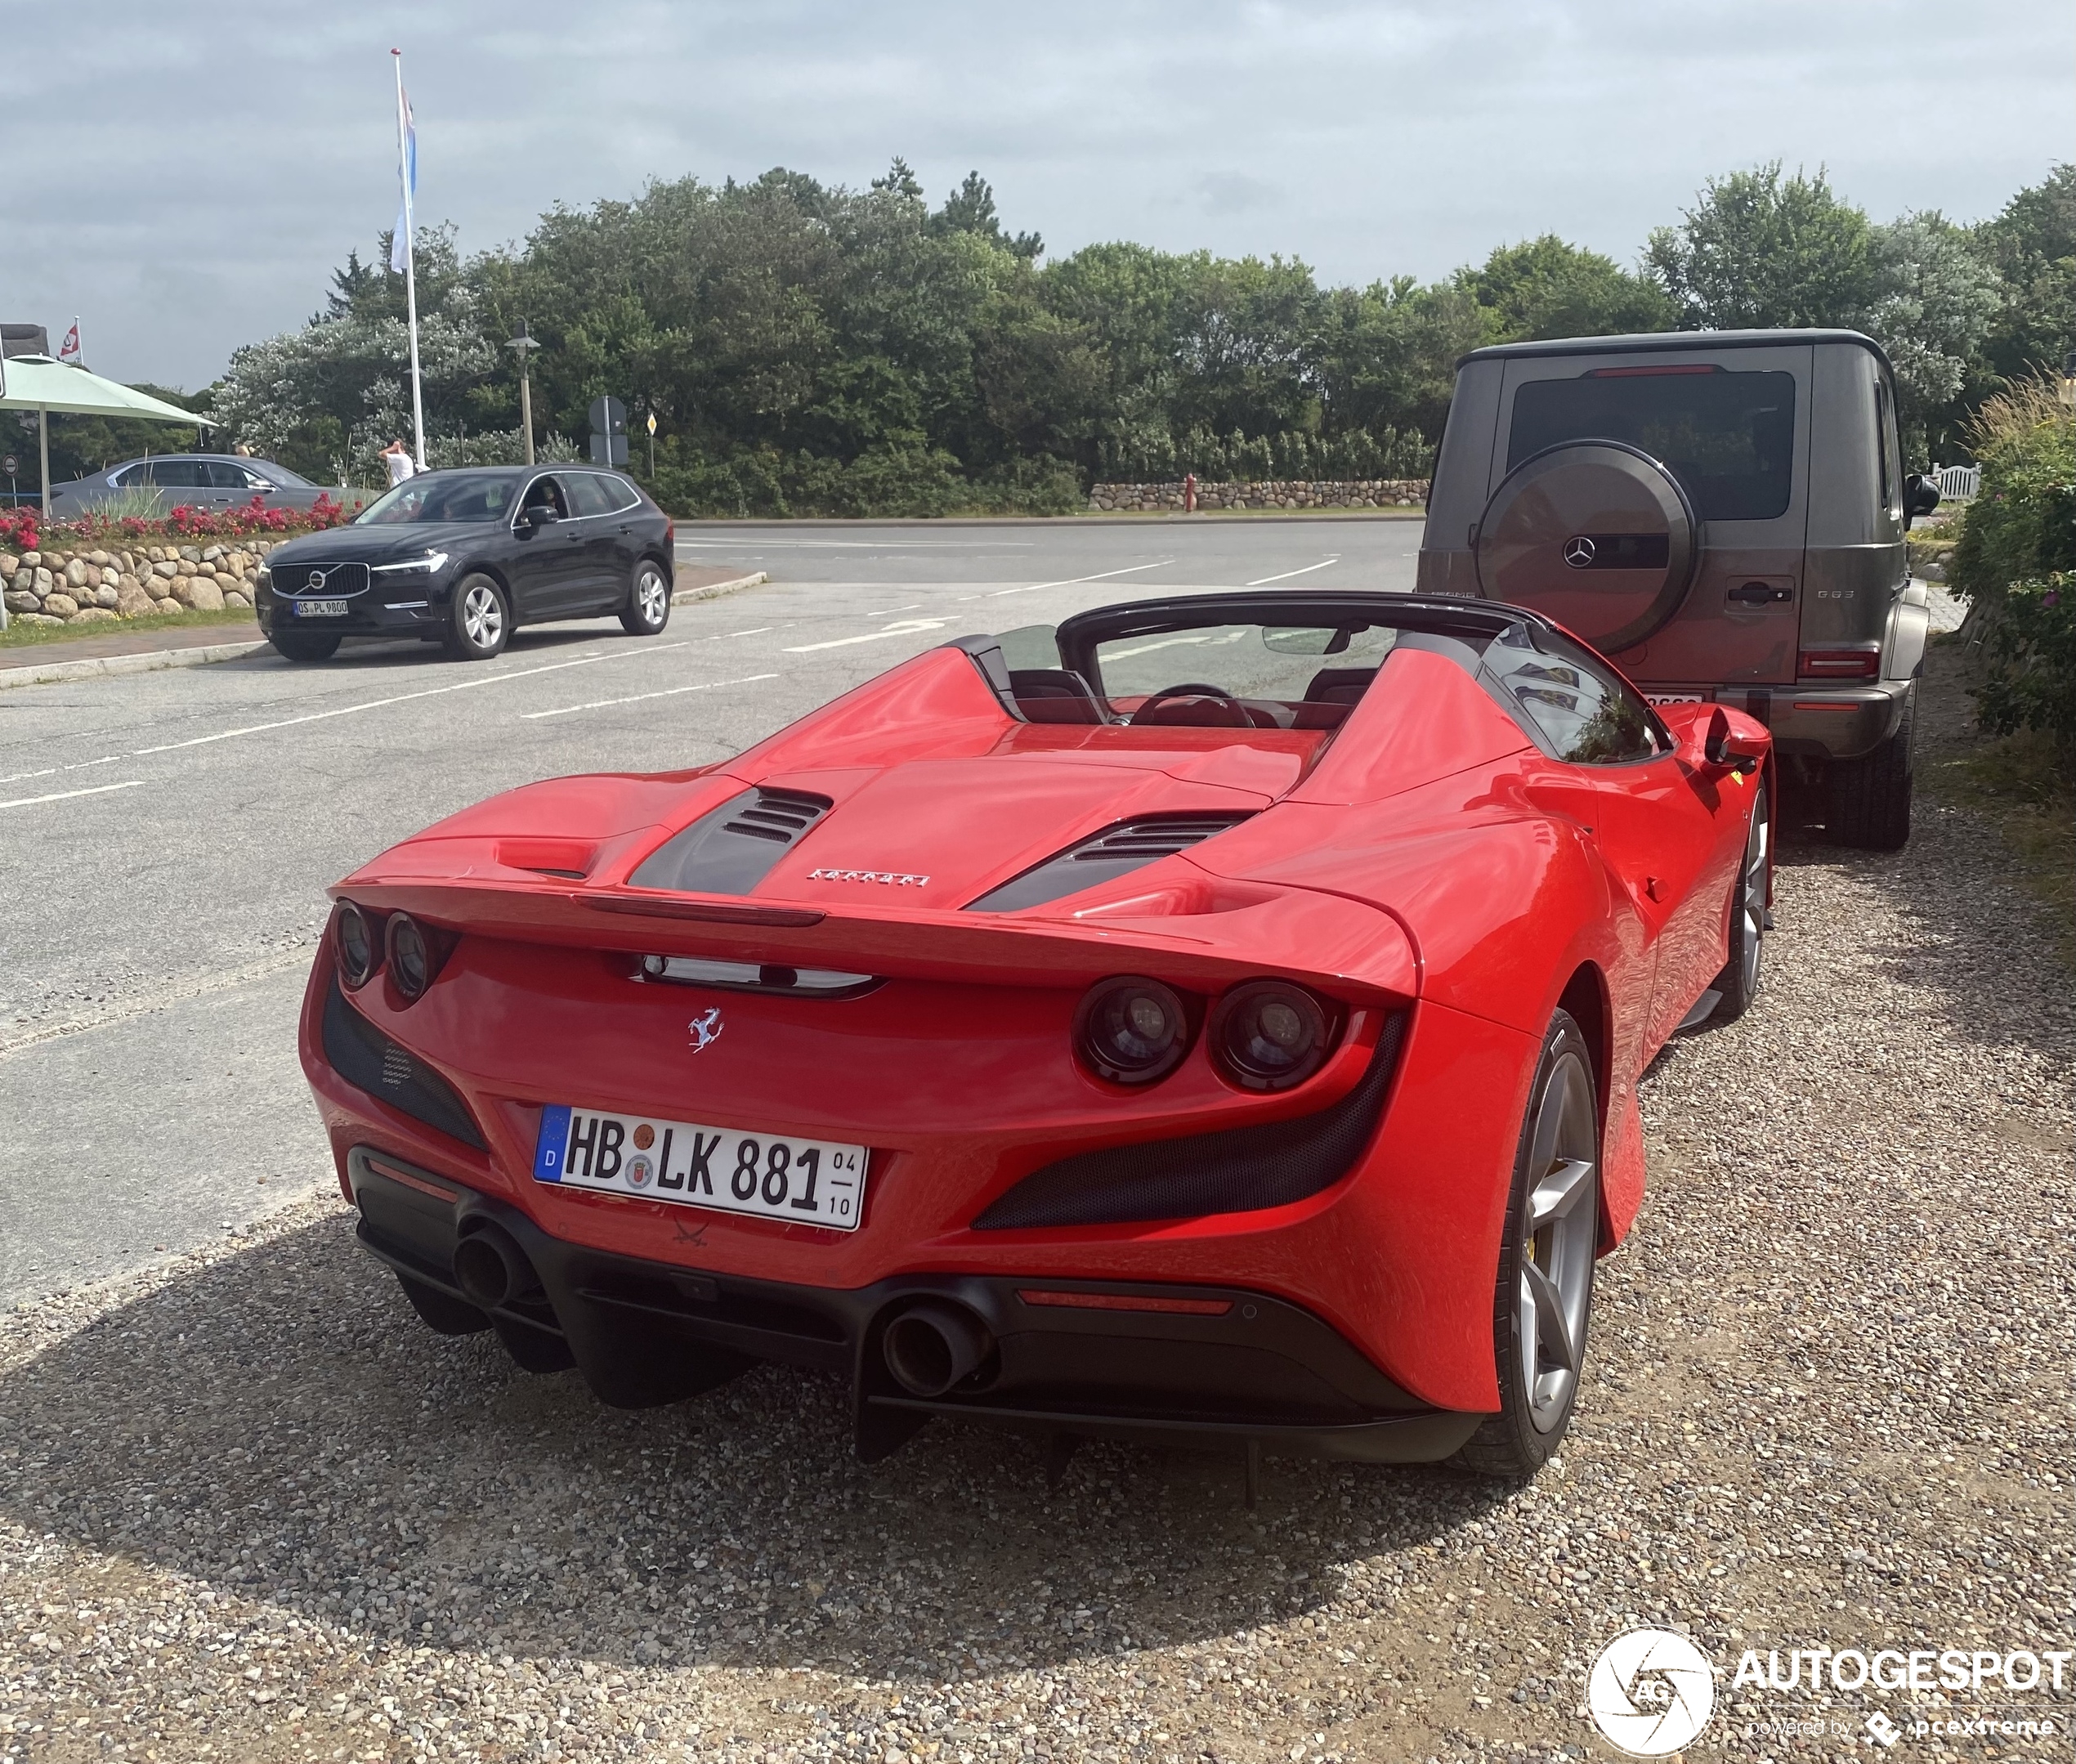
(0, 539, 285, 625)
(1089, 478, 1429, 513)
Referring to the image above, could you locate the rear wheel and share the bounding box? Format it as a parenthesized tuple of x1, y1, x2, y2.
(1452, 1010, 1601, 1479)
(1826, 694, 1913, 851)
(1709, 781, 1770, 1023)
(443, 573, 509, 660)
(619, 558, 671, 636)
(268, 630, 341, 663)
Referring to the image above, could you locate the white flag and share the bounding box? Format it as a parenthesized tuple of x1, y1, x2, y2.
(389, 87, 417, 274)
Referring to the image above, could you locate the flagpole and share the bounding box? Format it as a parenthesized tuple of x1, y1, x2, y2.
(392, 49, 427, 471)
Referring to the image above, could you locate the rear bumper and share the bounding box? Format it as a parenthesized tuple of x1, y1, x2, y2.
(1650, 683, 1910, 761)
(349, 1145, 1480, 1464)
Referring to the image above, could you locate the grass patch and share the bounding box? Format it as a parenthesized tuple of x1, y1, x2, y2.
(0, 607, 257, 651)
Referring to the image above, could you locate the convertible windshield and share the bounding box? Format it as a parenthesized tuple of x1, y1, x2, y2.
(355, 472, 519, 526)
(996, 620, 1401, 730)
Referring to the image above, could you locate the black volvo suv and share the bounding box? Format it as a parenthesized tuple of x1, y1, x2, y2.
(255, 466, 676, 663)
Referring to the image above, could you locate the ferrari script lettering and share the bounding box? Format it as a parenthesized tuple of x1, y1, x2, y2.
(806, 867, 930, 887)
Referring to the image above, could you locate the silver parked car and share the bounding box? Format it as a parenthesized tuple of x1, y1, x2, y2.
(1418, 328, 1940, 850)
(47, 454, 334, 517)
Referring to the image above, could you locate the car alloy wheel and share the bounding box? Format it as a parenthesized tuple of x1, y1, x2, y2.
(620, 561, 671, 635)
(1709, 781, 1769, 1022)
(445, 573, 509, 660)
(1453, 1009, 1600, 1478)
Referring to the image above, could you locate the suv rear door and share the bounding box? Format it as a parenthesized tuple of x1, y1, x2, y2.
(1488, 343, 1811, 688)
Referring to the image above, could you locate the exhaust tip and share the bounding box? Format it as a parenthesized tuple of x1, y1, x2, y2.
(883, 1301, 994, 1398)
(452, 1225, 539, 1311)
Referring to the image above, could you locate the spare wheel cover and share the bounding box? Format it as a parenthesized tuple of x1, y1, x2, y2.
(1474, 440, 1698, 653)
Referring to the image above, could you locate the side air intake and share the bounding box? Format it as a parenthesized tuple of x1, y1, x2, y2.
(629, 786, 834, 895)
(965, 813, 1255, 913)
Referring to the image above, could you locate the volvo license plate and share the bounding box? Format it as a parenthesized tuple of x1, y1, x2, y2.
(533, 1104, 868, 1230)
(294, 599, 349, 618)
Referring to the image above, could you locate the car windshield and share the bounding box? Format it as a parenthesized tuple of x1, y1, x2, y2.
(996, 620, 1402, 731)
(355, 472, 518, 525)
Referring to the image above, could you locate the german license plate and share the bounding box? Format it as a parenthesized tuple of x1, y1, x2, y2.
(533, 1104, 868, 1230)
(1645, 692, 1706, 705)
(294, 599, 349, 617)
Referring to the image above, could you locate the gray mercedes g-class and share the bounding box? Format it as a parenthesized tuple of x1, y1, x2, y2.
(1417, 329, 1941, 848)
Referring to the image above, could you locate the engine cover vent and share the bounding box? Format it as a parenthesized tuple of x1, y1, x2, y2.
(629, 786, 834, 896)
(966, 813, 1255, 914)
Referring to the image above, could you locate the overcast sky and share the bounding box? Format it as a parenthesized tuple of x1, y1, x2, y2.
(13, 0, 2070, 391)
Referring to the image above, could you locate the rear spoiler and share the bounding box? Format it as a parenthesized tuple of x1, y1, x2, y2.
(331, 868, 1419, 1002)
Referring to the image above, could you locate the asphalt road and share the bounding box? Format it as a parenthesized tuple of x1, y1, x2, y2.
(0, 516, 1421, 1304)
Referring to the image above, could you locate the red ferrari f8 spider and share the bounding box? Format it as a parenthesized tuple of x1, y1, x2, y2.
(304, 591, 1772, 1477)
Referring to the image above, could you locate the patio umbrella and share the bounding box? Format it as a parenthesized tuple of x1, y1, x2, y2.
(0, 352, 211, 522)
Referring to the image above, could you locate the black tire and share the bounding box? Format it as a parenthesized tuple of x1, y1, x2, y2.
(1709, 781, 1770, 1023)
(1826, 693, 1913, 851)
(396, 1272, 490, 1336)
(443, 573, 510, 660)
(268, 629, 341, 663)
(619, 557, 672, 636)
(1452, 1010, 1602, 1480)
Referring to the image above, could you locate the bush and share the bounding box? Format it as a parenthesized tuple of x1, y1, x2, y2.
(1975, 574, 2076, 742)
(0, 493, 356, 555)
(1947, 375, 2076, 607)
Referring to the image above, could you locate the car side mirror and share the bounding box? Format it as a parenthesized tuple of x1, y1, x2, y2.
(521, 504, 557, 531)
(1702, 706, 1763, 776)
(1904, 473, 1942, 522)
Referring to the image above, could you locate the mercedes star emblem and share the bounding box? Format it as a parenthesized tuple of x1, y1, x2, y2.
(1562, 535, 1597, 569)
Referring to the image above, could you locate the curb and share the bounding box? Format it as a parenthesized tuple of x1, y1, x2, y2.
(0, 572, 771, 690)
(0, 637, 269, 692)
(672, 570, 767, 605)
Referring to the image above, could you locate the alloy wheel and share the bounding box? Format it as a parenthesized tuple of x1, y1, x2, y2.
(1737, 788, 1769, 1000)
(1518, 1049, 1598, 1432)
(637, 566, 668, 626)
(462, 582, 504, 648)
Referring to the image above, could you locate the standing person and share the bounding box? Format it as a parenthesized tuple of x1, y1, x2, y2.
(381, 438, 416, 489)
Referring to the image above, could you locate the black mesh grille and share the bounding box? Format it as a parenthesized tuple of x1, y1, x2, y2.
(321, 978, 486, 1149)
(280, 561, 370, 597)
(973, 1013, 1407, 1229)
(967, 813, 1255, 913)
(629, 786, 834, 894)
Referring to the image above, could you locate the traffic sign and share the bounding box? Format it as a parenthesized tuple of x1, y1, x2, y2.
(0, 455, 16, 477)
(588, 396, 627, 437)
(588, 432, 630, 466)
(645, 412, 657, 436)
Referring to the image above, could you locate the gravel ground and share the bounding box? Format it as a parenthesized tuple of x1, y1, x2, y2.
(2, 661, 2069, 1763)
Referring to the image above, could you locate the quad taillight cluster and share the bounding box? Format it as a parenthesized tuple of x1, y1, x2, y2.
(1074, 974, 1338, 1093)
(333, 901, 450, 1004)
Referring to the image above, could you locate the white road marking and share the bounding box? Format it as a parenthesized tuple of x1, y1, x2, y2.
(723, 628, 771, 638)
(782, 619, 951, 654)
(0, 766, 58, 786)
(0, 779, 145, 810)
(522, 672, 780, 720)
(1246, 557, 1340, 585)
(126, 643, 691, 756)
(1103, 631, 1250, 661)
(863, 603, 920, 616)
(989, 559, 1174, 598)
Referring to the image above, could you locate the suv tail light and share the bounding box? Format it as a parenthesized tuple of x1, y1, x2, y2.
(1797, 646, 1881, 681)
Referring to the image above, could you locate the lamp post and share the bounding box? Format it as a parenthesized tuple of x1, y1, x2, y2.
(509, 320, 541, 465)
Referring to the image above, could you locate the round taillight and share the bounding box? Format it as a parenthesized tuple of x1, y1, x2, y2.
(335, 902, 377, 988)
(387, 913, 432, 1001)
(1075, 976, 1190, 1085)
(1211, 981, 1331, 1090)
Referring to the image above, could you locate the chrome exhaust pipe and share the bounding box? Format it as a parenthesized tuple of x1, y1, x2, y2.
(883, 1301, 994, 1398)
(452, 1225, 539, 1311)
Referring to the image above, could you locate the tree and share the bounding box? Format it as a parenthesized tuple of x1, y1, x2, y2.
(1460, 235, 1673, 341)
(1645, 163, 1881, 329)
(1975, 163, 2076, 387)
(1862, 213, 2000, 453)
(933, 172, 1042, 260)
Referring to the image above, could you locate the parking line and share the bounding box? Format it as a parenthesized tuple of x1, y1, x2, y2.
(127, 643, 691, 757)
(783, 620, 950, 654)
(522, 673, 779, 720)
(988, 560, 1173, 598)
(0, 780, 145, 811)
(1246, 557, 1340, 585)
